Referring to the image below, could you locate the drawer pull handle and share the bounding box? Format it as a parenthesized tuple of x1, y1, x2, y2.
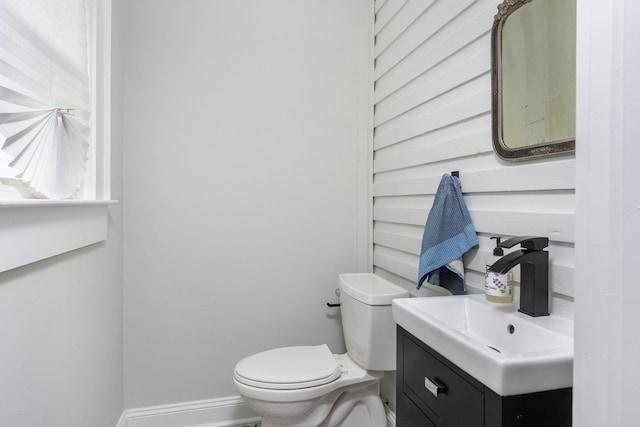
(425, 376, 447, 397)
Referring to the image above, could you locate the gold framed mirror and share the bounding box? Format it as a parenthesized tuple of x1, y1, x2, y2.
(491, 0, 576, 161)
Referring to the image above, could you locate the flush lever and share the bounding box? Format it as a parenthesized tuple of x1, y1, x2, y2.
(326, 288, 341, 307)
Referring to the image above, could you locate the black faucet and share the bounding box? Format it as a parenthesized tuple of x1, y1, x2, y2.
(487, 236, 550, 317)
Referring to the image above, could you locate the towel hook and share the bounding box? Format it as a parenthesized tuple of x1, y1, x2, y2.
(451, 171, 459, 177)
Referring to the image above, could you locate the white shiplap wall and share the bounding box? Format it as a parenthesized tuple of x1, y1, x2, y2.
(372, 0, 575, 318)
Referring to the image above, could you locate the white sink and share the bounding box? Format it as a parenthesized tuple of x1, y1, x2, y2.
(392, 294, 573, 396)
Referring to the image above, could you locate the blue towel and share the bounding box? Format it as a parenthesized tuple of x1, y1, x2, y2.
(418, 174, 478, 294)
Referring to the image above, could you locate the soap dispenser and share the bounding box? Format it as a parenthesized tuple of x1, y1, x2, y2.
(485, 236, 513, 303)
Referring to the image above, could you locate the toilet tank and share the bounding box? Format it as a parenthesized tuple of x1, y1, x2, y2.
(338, 273, 409, 371)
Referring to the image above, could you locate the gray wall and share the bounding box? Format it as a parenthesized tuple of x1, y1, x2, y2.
(122, 0, 368, 408)
(573, 0, 640, 423)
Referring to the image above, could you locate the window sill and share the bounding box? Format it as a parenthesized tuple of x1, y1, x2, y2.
(0, 200, 118, 273)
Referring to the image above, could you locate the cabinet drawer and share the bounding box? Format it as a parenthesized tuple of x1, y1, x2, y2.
(403, 335, 484, 427)
(400, 393, 438, 427)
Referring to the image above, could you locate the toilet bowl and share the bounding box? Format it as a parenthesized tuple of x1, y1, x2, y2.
(233, 273, 409, 427)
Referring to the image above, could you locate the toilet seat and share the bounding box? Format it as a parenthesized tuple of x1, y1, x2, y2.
(233, 352, 382, 404)
(234, 344, 341, 390)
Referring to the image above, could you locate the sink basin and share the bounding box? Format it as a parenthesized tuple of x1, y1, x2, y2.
(392, 294, 573, 396)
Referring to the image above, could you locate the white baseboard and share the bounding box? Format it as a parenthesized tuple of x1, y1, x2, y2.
(117, 395, 396, 427)
(115, 411, 128, 427)
(385, 404, 396, 427)
(118, 396, 260, 427)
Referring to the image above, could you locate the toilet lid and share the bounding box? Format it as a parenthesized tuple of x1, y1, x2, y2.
(234, 344, 341, 390)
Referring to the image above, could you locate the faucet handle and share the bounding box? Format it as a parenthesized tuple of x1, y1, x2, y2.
(500, 236, 549, 251)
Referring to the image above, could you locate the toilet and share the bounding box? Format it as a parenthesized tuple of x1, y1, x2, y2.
(233, 273, 409, 427)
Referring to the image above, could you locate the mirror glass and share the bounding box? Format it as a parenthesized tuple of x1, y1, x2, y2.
(491, 0, 576, 160)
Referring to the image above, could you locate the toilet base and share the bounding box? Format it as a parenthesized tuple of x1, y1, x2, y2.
(322, 382, 386, 427)
(258, 382, 386, 427)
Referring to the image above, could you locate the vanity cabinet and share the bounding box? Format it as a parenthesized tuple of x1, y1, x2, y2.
(396, 327, 572, 427)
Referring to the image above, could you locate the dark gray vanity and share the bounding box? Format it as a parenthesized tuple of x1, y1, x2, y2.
(396, 327, 572, 427)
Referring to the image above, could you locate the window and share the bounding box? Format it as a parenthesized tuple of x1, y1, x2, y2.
(0, 0, 108, 200)
(0, 0, 113, 273)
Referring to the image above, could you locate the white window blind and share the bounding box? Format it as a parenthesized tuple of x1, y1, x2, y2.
(0, 0, 93, 199)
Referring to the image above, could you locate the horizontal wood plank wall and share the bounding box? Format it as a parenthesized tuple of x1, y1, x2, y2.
(372, 0, 575, 317)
